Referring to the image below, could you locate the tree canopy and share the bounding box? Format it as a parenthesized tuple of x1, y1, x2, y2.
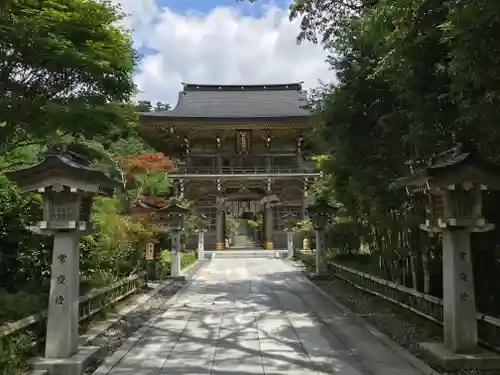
(0, 0, 137, 153)
(247, 0, 500, 301)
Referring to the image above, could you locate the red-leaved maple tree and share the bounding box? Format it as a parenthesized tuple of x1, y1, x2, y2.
(119, 152, 176, 177)
(118, 152, 177, 213)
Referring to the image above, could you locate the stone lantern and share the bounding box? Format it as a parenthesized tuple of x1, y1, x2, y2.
(396, 143, 500, 370)
(282, 212, 298, 259)
(307, 197, 336, 274)
(149, 207, 172, 233)
(195, 214, 209, 260)
(163, 199, 190, 277)
(5, 144, 119, 374)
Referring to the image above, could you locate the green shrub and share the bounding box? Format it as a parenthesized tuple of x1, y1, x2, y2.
(0, 331, 38, 375)
(155, 250, 197, 279)
(181, 251, 196, 269)
(330, 252, 381, 277)
(326, 222, 361, 256)
(80, 270, 119, 295)
(296, 251, 315, 267)
(0, 290, 44, 375)
(0, 174, 51, 294)
(0, 289, 46, 325)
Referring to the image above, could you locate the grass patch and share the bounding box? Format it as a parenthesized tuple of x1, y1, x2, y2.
(0, 290, 46, 326)
(155, 250, 197, 279)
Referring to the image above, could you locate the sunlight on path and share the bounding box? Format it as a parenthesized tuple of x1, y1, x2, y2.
(92, 258, 433, 375)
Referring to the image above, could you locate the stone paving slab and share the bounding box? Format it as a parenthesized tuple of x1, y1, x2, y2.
(92, 258, 437, 375)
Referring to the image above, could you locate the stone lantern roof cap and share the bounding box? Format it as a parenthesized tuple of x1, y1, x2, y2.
(307, 197, 338, 215)
(5, 143, 120, 195)
(394, 142, 500, 191)
(195, 213, 210, 230)
(154, 198, 190, 214)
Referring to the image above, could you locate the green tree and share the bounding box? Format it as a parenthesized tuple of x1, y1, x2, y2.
(243, 0, 376, 43)
(443, 0, 500, 156)
(137, 100, 153, 112)
(0, 0, 137, 153)
(136, 101, 171, 112)
(0, 175, 50, 293)
(154, 102, 171, 112)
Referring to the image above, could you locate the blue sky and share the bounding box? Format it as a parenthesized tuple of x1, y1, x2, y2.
(158, 0, 291, 16)
(133, 0, 293, 59)
(116, 0, 331, 105)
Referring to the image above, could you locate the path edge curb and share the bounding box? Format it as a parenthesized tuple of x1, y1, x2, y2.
(295, 261, 444, 375)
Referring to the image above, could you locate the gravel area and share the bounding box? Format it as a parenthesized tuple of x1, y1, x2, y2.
(302, 263, 500, 375)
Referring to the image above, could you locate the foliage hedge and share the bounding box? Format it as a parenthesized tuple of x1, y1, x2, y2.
(155, 250, 197, 279)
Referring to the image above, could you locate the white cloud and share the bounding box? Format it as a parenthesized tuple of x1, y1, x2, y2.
(113, 1, 333, 106)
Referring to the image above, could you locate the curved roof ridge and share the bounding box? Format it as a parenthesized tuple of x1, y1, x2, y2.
(140, 81, 310, 119)
(181, 82, 304, 92)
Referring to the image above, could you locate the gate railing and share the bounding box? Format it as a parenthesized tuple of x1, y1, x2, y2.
(0, 272, 146, 342)
(174, 165, 319, 175)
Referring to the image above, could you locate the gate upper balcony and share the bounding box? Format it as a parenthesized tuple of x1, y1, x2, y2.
(137, 82, 320, 178)
(170, 154, 320, 179)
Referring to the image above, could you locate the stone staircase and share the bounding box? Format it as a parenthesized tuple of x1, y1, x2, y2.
(207, 249, 289, 259)
(231, 234, 257, 250)
(204, 234, 288, 259)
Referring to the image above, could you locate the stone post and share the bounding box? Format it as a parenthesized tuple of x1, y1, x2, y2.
(45, 232, 80, 358)
(171, 229, 181, 277)
(197, 230, 205, 260)
(216, 207, 225, 250)
(4, 144, 121, 375)
(265, 204, 273, 249)
(315, 229, 326, 274)
(286, 231, 294, 259)
(442, 229, 477, 352)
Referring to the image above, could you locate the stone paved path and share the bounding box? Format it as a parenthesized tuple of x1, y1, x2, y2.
(92, 258, 433, 375)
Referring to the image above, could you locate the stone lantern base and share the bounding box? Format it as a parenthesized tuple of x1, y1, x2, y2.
(29, 346, 104, 375)
(419, 342, 500, 370)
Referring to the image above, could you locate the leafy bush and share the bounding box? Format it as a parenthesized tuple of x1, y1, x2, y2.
(0, 175, 51, 294)
(82, 196, 152, 279)
(0, 289, 46, 325)
(181, 251, 196, 269)
(294, 219, 313, 234)
(156, 250, 197, 279)
(326, 222, 361, 256)
(0, 330, 37, 375)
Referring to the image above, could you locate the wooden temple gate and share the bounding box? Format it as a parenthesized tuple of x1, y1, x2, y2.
(138, 83, 320, 249)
